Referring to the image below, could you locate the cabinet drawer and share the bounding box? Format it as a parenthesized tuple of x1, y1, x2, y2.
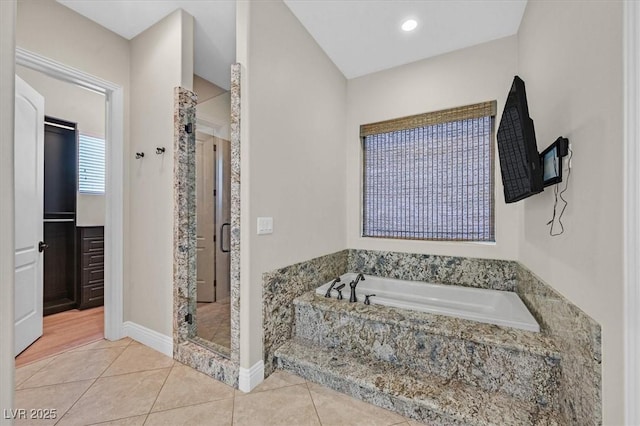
(82, 267, 104, 286)
(80, 284, 104, 308)
(82, 237, 104, 253)
(82, 252, 104, 268)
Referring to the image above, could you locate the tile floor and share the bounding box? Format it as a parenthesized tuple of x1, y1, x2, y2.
(14, 338, 421, 426)
(196, 298, 231, 349)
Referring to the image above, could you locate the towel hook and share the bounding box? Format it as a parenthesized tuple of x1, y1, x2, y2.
(156, 147, 166, 155)
(135, 152, 144, 159)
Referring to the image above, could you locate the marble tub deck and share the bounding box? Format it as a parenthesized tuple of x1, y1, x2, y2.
(284, 291, 562, 421)
(294, 292, 561, 359)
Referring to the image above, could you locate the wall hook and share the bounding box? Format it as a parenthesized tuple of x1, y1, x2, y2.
(156, 147, 166, 155)
(135, 152, 144, 159)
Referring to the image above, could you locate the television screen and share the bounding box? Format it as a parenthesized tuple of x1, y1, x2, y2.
(497, 76, 543, 203)
(541, 137, 569, 187)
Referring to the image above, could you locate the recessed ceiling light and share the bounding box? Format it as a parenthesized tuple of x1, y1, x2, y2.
(401, 19, 418, 32)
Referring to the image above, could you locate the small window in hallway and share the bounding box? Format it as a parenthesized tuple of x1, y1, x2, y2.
(78, 134, 105, 194)
(361, 101, 496, 242)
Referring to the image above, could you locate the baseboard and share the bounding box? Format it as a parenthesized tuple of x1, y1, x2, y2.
(121, 321, 173, 358)
(238, 359, 264, 392)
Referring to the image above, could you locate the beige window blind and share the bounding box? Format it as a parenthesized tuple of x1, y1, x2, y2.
(362, 101, 496, 242)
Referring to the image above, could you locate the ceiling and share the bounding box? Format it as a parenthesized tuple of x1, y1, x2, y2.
(57, 0, 527, 87)
(57, 0, 236, 90)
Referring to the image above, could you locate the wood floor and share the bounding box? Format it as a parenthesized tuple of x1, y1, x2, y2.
(15, 306, 104, 367)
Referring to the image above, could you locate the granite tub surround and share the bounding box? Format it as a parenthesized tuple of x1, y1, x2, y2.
(276, 340, 563, 426)
(293, 292, 561, 410)
(348, 249, 519, 291)
(516, 266, 602, 426)
(262, 249, 349, 376)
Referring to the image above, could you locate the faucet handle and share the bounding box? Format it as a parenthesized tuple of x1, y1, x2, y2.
(334, 283, 345, 300)
(364, 294, 376, 305)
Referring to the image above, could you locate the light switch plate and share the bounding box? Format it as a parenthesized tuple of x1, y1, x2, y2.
(257, 217, 273, 235)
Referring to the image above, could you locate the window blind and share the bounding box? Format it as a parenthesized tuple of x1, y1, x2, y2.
(362, 103, 495, 242)
(78, 134, 105, 194)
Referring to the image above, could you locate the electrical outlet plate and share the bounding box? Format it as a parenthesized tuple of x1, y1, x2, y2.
(257, 217, 273, 235)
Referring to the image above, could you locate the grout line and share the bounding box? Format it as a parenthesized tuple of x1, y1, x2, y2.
(306, 381, 323, 425)
(231, 386, 236, 426)
(146, 362, 175, 417)
(52, 377, 99, 426)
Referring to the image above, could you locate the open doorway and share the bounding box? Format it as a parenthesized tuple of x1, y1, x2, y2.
(15, 64, 108, 366)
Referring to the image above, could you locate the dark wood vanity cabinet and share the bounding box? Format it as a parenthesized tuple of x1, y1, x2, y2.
(77, 226, 104, 309)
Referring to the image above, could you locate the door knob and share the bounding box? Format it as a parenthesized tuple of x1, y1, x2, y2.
(38, 241, 48, 252)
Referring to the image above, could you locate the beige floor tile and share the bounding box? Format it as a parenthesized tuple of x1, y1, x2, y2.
(307, 382, 406, 426)
(101, 343, 174, 376)
(14, 356, 57, 388)
(233, 383, 320, 426)
(13, 380, 93, 426)
(88, 415, 147, 425)
(57, 368, 170, 426)
(152, 364, 235, 412)
(146, 399, 233, 426)
(250, 371, 307, 394)
(71, 338, 133, 352)
(20, 348, 124, 388)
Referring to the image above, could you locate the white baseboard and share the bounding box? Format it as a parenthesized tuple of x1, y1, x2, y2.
(238, 360, 264, 393)
(121, 321, 173, 358)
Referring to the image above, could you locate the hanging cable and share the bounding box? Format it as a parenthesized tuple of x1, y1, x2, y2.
(547, 146, 573, 236)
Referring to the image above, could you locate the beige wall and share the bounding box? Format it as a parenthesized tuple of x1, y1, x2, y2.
(238, 0, 347, 367)
(0, 0, 16, 419)
(197, 92, 230, 140)
(518, 1, 624, 423)
(346, 36, 520, 260)
(128, 9, 193, 336)
(16, 65, 106, 227)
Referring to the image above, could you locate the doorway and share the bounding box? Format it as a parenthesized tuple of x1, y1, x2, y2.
(16, 47, 125, 345)
(14, 62, 108, 361)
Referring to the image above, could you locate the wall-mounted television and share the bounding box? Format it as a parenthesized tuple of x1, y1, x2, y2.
(496, 76, 543, 203)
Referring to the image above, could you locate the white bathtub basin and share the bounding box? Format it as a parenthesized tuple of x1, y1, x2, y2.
(316, 273, 540, 332)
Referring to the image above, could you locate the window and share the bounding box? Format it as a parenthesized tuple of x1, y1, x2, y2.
(361, 101, 496, 242)
(78, 134, 105, 194)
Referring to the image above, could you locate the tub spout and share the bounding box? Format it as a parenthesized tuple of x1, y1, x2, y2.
(349, 274, 365, 303)
(324, 277, 341, 298)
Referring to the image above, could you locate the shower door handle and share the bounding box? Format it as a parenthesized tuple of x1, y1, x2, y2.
(220, 223, 231, 253)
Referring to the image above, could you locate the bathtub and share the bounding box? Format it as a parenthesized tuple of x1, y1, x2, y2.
(315, 273, 540, 332)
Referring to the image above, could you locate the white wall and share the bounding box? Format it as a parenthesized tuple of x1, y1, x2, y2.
(128, 9, 193, 336)
(16, 65, 106, 227)
(238, 0, 347, 367)
(518, 1, 624, 423)
(346, 36, 520, 260)
(0, 0, 16, 420)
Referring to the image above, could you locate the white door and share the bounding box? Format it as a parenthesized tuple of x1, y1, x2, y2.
(14, 75, 45, 356)
(196, 132, 215, 302)
(214, 137, 231, 301)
